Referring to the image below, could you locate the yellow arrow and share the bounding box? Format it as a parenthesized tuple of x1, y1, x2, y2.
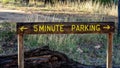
(19, 26, 28, 32)
(103, 25, 110, 30)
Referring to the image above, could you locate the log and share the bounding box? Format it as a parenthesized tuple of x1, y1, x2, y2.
(0, 46, 120, 68)
(0, 46, 70, 68)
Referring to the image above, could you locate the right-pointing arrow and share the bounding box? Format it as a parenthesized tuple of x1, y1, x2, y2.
(103, 25, 110, 30)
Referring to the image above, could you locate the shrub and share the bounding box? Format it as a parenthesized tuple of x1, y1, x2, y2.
(2, 0, 16, 4)
(2, 0, 9, 4)
(93, 0, 117, 5)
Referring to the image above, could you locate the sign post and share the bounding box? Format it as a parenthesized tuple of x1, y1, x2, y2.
(17, 22, 115, 68)
(18, 34, 24, 68)
(107, 33, 113, 68)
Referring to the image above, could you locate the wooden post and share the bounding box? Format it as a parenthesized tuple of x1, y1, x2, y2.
(18, 34, 24, 68)
(107, 33, 113, 68)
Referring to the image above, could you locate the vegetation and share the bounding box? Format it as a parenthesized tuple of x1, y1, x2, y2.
(0, 0, 117, 17)
(0, 0, 118, 5)
(0, 0, 119, 66)
(0, 23, 16, 54)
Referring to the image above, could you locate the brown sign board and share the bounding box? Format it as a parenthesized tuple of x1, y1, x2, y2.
(17, 22, 115, 34)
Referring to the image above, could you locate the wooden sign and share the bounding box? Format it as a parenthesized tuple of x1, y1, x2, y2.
(17, 22, 115, 34)
(17, 22, 115, 68)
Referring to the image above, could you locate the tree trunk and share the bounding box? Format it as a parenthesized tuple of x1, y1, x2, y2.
(118, 0, 120, 36)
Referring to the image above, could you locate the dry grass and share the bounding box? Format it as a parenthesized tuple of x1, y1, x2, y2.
(2, 0, 118, 17)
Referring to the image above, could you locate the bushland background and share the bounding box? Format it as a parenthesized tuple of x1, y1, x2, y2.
(0, 0, 119, 66)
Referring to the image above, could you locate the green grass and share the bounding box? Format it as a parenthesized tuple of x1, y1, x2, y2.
(23, 34, 107, 65)
(22, 33, 120, 65)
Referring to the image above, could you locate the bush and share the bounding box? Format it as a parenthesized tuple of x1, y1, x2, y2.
(0, 23, 16, 54)
(2, 0, 16, 4)
(93, 0, 118, 5)
(2, 0, 9, 4)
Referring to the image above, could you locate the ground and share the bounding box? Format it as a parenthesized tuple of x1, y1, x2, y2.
(0, 4, 118, 23)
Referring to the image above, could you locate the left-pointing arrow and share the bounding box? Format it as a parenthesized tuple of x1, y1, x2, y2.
(19, 26, 28, 32)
